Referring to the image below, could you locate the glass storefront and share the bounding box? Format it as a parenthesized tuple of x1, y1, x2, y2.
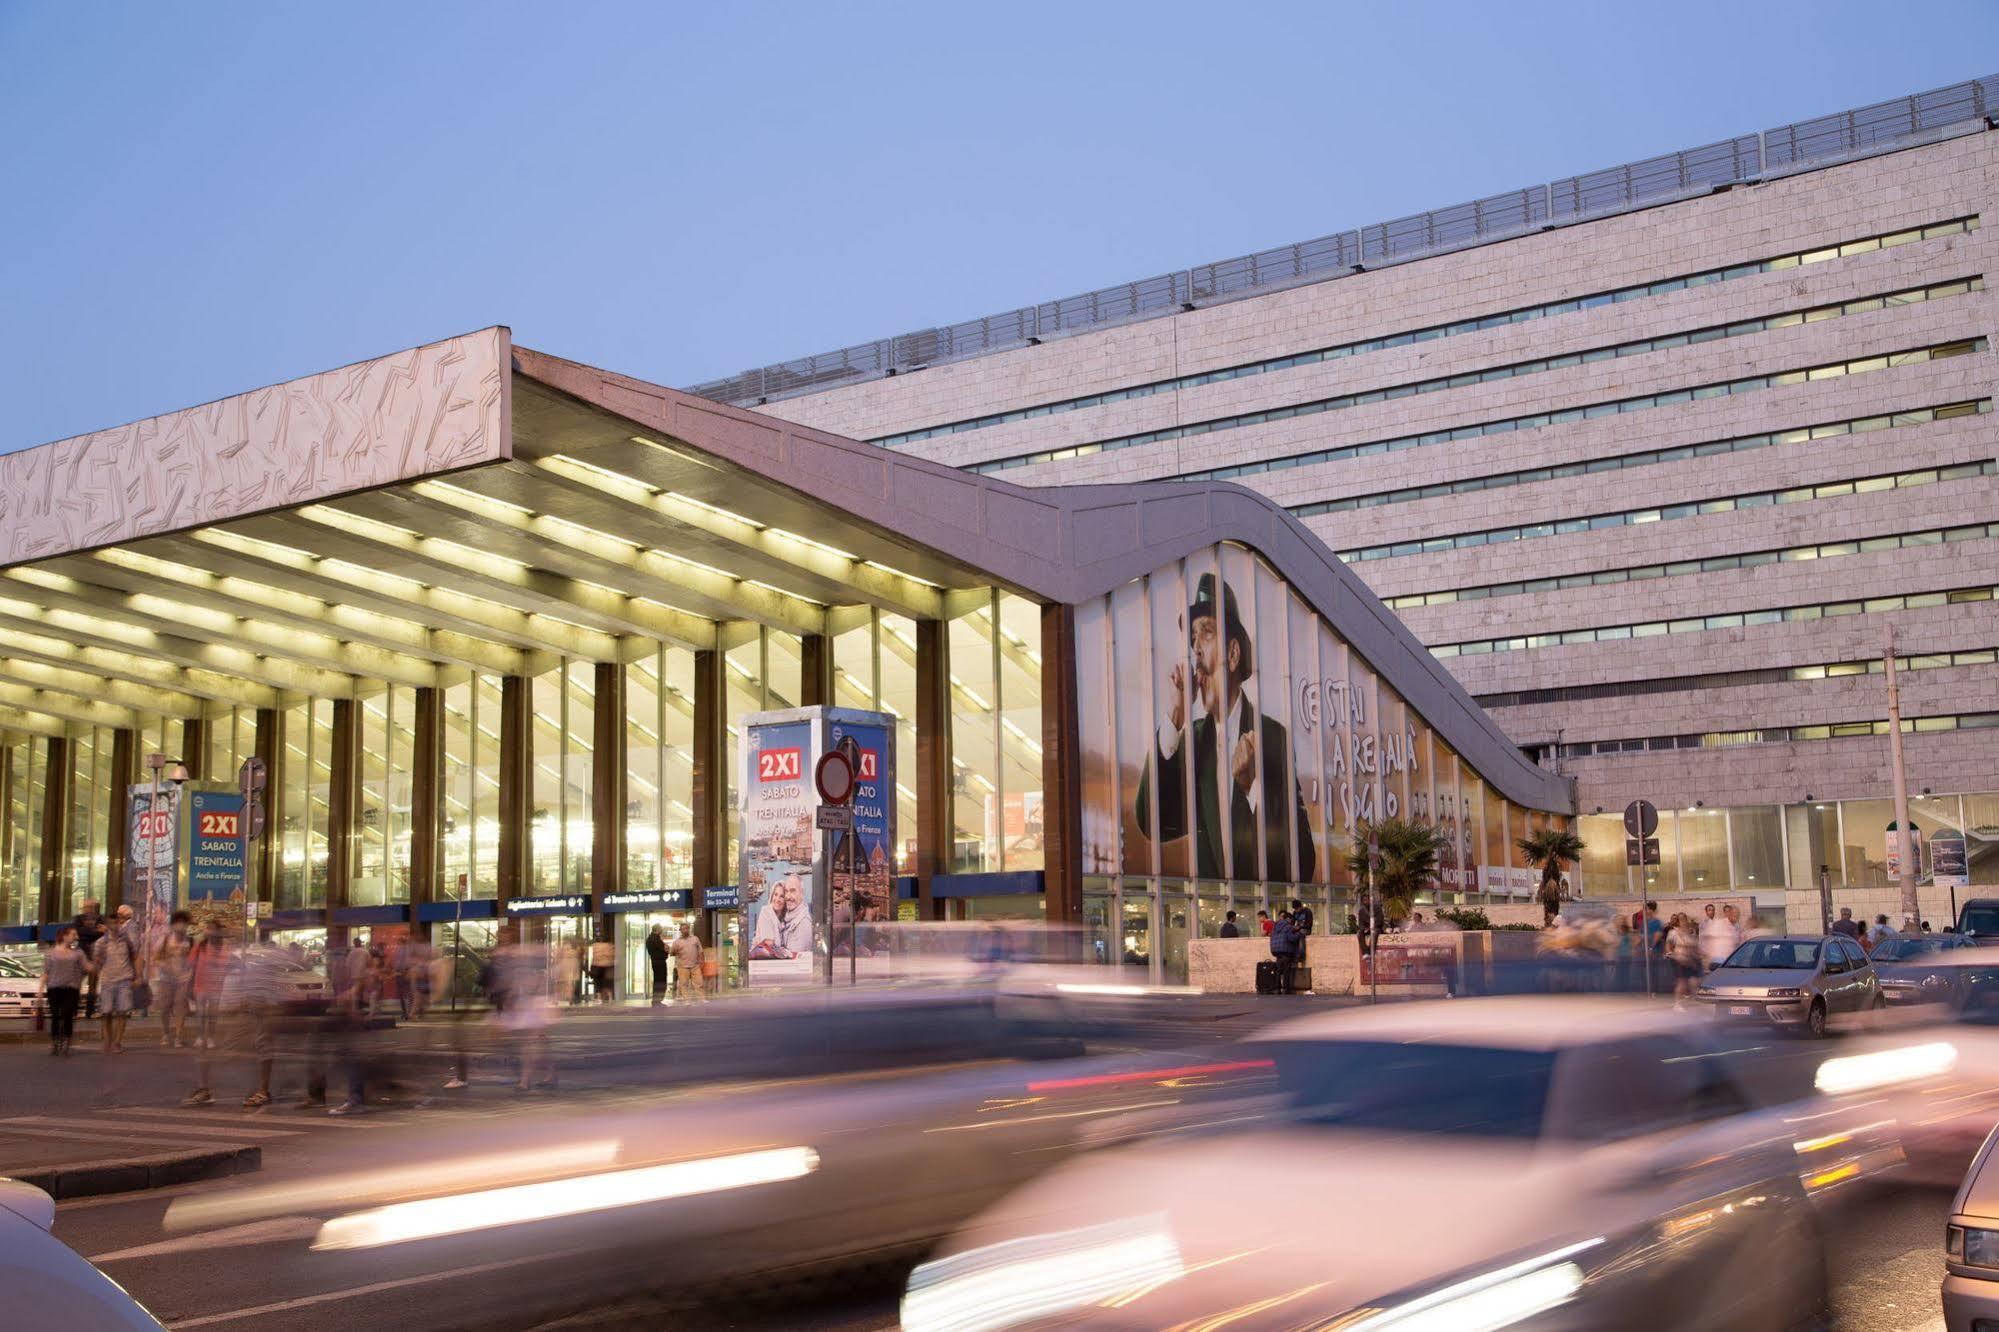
(615, 909, 699, 1000)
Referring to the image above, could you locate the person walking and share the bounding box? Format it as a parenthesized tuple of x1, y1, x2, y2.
(1867, 914, 1895, 952)
(41, 927, 86, 1055)
(1218, 910, 1241, 939)
(588, 935, 615, 1005)
(668, 924, 705, 1003)
(153, 910, 194, 1048)
(188, 918, 232, 1050)
(1667, 912, 1702, 1009)
(91, 904, 139, 1054)
(645, 925, 669, 1007)
(72, 898, 105, 1019)
(1697, 903, 1740, 973)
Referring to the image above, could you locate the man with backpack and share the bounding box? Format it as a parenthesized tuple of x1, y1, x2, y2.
(1268, 909, 1301, 994)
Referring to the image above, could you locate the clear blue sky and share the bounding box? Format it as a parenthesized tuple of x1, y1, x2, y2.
(2, 1, 1993, 453)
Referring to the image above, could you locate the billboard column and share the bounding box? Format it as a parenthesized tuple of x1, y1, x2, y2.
(103, 728, 136, 913)
(1040, 603, 1083, 924)
(689, 650, 727, 946)
(915, 619, 952, 921)
(408, 688, 443, 912)
(591, 662, 627, 933)
(495, 677, 532, 917)
(37, 735, 69, 927)
(324, 700, 358, 944)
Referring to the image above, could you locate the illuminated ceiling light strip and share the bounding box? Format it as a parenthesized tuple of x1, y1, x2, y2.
(630, 435, 722, 471)
(746, 579, 822, 605)
(663, 491, 764, 529)
(767, 528, 859, 562)
(864, 560, 942, 588)
(542, 454, 660, 498)
(423, 480, 535, 518)
(647, 549, 738, 582)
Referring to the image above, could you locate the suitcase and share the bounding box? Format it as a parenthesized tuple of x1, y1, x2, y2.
(1255, 961, 1282, 994)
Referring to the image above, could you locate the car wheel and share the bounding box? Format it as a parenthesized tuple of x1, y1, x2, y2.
(1805, 1000, 1828, 1038)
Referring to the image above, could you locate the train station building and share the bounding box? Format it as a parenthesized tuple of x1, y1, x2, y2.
(0, 329, 1569, 988)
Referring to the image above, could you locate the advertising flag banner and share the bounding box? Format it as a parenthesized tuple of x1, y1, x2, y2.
(740, 717, 817, 984)
(126, 783, 182, 950)
(827, 713, 895, 963)
(187, 789, 248, 902)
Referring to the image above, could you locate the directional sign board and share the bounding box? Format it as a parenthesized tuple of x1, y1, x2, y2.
(1625, 837, 1661, 867)
(1623, 800, 1659, 840)
(815, 805, 855, 832)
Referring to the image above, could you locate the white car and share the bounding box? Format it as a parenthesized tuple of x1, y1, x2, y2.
(0, 954, 43, 1021)
(0, 1179, 163, 1328)
(904, 998, 1843, 1331)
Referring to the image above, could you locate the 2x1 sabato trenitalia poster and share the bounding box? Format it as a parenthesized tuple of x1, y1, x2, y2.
(738, 707, 897, 985)
(125, 783, 182, 953)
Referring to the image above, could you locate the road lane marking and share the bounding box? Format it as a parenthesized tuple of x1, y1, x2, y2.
(91, 1215, 321, 1263)
(163, 1247, 588, 1327)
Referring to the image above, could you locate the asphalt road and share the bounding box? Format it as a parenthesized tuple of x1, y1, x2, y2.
(1, 1000, 1977, 1330)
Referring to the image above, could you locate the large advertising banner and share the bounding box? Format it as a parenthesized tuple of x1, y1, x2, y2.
(828, 713, 895, 960)
(741, 717, 816, 984)
(187, 789, 248, 902)
(125, 783, 182, 952)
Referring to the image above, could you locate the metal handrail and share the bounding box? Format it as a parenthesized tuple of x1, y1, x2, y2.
(686, 75, 1994, 411)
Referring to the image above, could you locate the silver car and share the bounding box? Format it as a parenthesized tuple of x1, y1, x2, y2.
(1697, 934, 1880, 1036)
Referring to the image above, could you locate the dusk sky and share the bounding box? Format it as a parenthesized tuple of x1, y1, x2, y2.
(2, 1, 1993, 452)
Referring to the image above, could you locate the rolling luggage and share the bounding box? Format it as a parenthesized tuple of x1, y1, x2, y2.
(1255, 961, 1282, 994)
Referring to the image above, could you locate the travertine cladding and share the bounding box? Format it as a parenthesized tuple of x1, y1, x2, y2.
(752, 130, 1999, 812)
(762, 133, 1998, 445)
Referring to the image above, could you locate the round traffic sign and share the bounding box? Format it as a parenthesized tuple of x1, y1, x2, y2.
(814, 750, 855, 805)
(1623, 800, 1659, 839)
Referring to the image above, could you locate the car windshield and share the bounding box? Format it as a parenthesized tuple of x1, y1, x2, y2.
(1871, 938, 1945, 962)
(1962, 908, 1999, 937)
(1722, 939, 1821, 969)
(1245, 1040, 1553, 1139)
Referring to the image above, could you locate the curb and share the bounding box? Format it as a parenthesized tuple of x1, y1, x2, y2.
(9, 1144, 261, 1200)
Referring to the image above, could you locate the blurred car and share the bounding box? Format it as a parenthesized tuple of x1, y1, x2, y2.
(0, 1178, 163, 1329)
(1873, 934, 1979, 1007)
(904, 998, 1839, 1331)
(226, 946, 330, 1014)
(0, 954, 43, 1020)
(1957, 899, 1999, 942)
(1944, 1124, 1999, 1330)
(1696, 934, 1880, 1036)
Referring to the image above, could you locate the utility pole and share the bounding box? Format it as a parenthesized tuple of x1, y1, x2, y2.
(1885, 624, 1919, 924)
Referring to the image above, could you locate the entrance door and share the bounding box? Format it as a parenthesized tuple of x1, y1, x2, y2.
(619, 912, 696, 999)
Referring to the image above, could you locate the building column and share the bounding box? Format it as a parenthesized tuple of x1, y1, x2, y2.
(914, 619, 952, 921)
(408, 688, 443, 913)
(37, 736, 69, 926)
(251, 708, 280, 907)
(591, 663, 627, 931)
(324, 700, 359, 944)
(496, 677, 532, 913)
(1040, 603, 1083, 924)
(799, 633, 835, 708)
(104, 728, 136, 914)
(180, 718, 208, 781)
(689, 649, 726, 946)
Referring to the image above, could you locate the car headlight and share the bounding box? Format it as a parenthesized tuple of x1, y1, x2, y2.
(1948, 1225, 1999, 1269)
(1764, 988, 1802, 999)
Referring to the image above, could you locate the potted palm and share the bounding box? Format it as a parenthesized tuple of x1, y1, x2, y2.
(1518, 826, 1586, 924)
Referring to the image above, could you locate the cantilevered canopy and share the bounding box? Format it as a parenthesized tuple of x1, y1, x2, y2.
(0, 326, 1571, 812)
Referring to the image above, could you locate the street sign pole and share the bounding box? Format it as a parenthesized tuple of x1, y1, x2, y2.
(814, 746, 857, 989)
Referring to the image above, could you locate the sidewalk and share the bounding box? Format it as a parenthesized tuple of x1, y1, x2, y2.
(0, 1124, 259, 1198)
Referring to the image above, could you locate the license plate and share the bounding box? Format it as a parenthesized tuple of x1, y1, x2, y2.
(1730, 1005, 1754, 1016)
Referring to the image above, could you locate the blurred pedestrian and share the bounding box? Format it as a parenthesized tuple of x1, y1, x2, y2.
(1867, 914, 1894, 951)
(153, 910, 193, 1048)
(1667, 912, 1701, 1009)
(589, 935, 615, 1004)
(646, 925, 669, 1007)
(1698, 902, 1740, 972)
(41, 927, 85, 1055)
(1831, 907, 1862, 941)
(73, 898, 105, 1019)
(1219, 910, 1240, 939)
(188, 917, 231, 1049)
(555, 940, 581, 1006)
(404, 935, 436, 1020)
(495, 935, 555, 1091)
(669, 924, 704, 1003)
(92, 904, 139, 1054)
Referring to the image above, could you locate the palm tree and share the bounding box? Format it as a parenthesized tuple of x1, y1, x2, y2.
(1518, 826, 1586, 923)
(1345, 818, 1447, 923)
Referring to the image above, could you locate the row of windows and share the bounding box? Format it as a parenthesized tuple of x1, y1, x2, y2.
(1433, 583, 1999, 658)
(1296, 400, 1991, 520)
(1176, 337, 1985, 486)
(877, 215, 1979, 449)
(1352, 457, 1994, 566)
(966, 276, 1983, 475)
(1478, 647, 1999, 709)
(1379, 475, 1999, 609)
(1561, 710, 1999, 758)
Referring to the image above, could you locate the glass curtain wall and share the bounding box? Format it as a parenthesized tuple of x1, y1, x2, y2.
(353, 687, 416, 907)
(441, 676, 503, 901)
(945, 592, 1044, 874)
(529, 663, 596, 896)
(1, 734, 46, 925)
(627, 646, 698, 893)
(278, 700, 335, 910)
(204, 710, 248, 787)
(64, 728, 111, 915)
(833, 610, 919, 872)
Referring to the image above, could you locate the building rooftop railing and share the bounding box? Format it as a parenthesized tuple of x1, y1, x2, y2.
(685, 74, 1996, 412)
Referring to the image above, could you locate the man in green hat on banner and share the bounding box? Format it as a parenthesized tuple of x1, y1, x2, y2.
(1135, 572, 1315, 883)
